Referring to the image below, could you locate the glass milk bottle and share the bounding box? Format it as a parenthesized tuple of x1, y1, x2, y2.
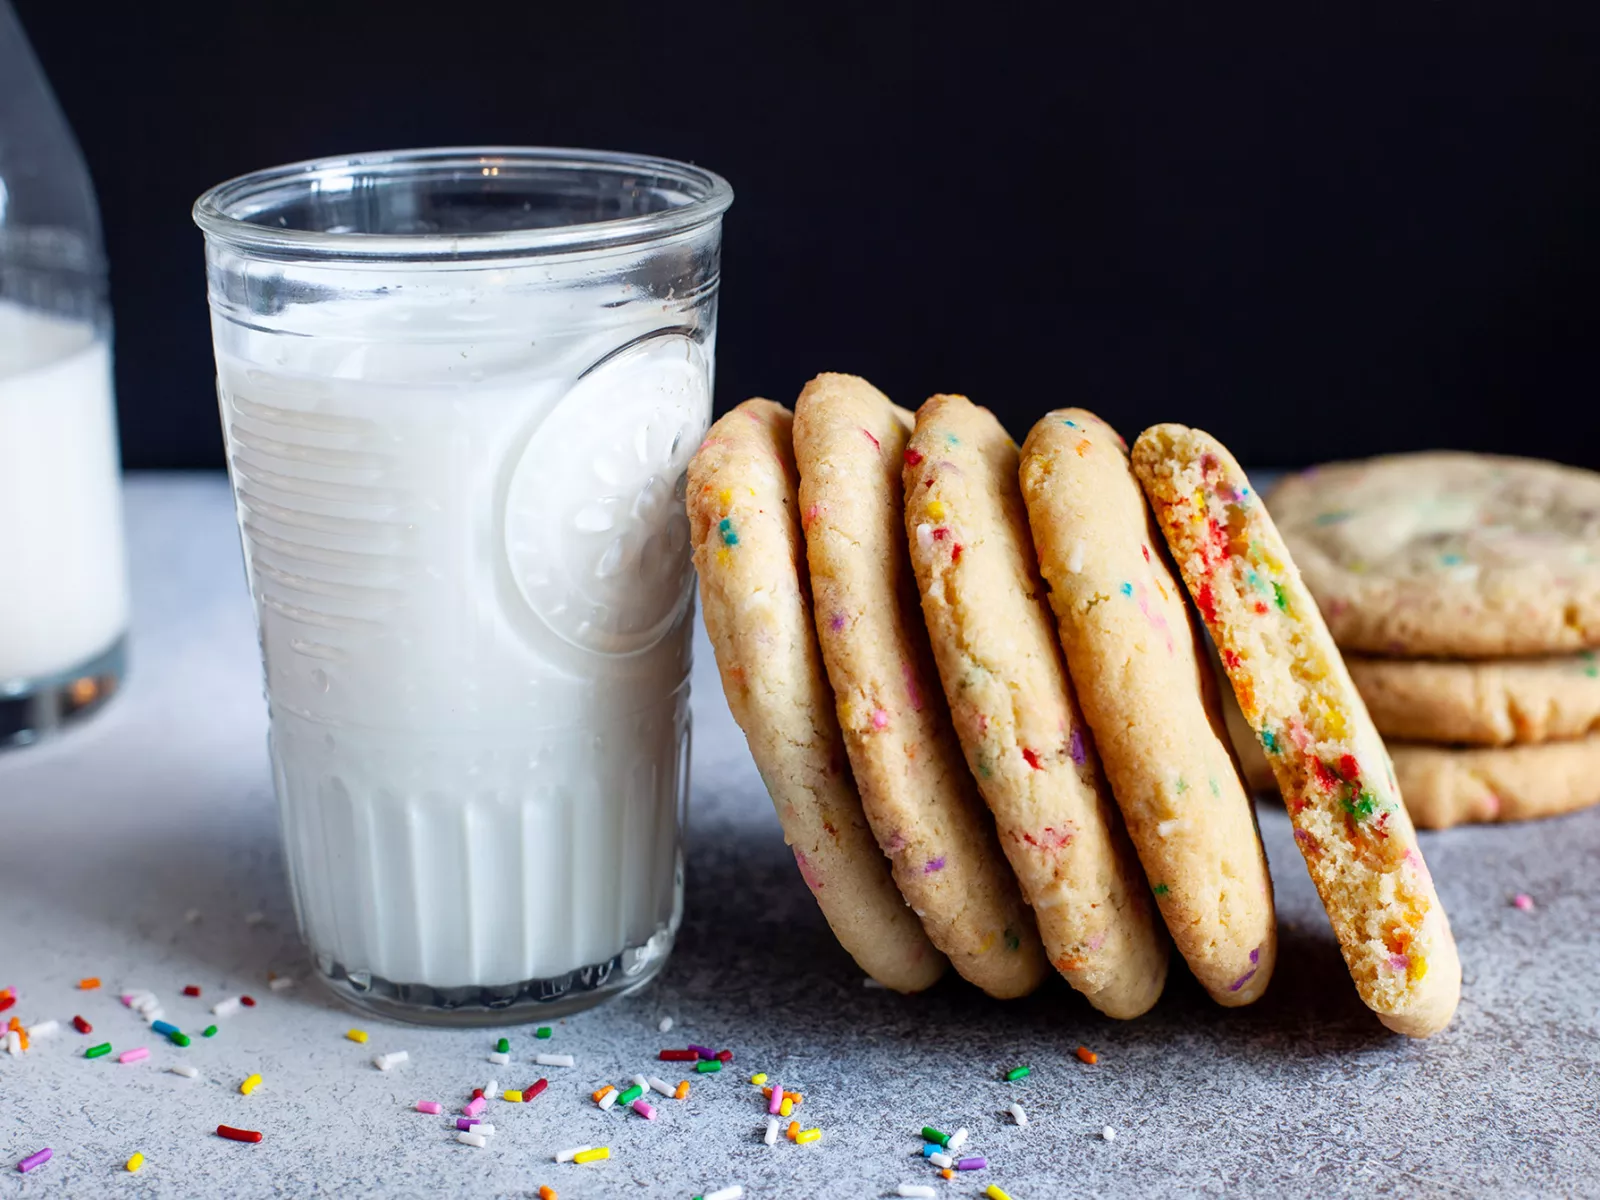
(194, 148, 730, 1024)
(0, 1, 129, 747)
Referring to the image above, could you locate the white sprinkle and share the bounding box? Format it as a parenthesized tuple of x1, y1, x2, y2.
(456, 1131, 488, 1148)
(245, 912, 265, 925)
(1067, 541, 1085, 573)
(144, 1008, 166, 1026)
(947, 1127, 969, 1150)
(929, 1151, 953, 1169)
(169, 1064, 200, 1079)
(1156, 818, 1185, 838)
(212, 997, 243, 1017)
(763, 1117, 779, 1145)
(484, 1080, 499, 1097)
(555, 1146, 593, 1163)
(1009, 1102, 1028, 1126)
(469, 1123, 495, 1136)
(268, 976, 294, 991)
(6, 1030, 21, 1056)
(1102, 1125, 1117, 1141)
(915, 522, 934, 550)
(131, 993, 160, 1015)
(862, 977, 886, 989)
(373, 1050, 409, 1071)
(704, 1188, 744, 1200)
(899, 1187, 938, 1199)
(632, 1073, 651, 1092)
(534, 1053, 574, 1067)
(184, 908, 202, 923)
(26, 1020, 60, 1039)
(488, 1051, 510, 1065)
(648, 1076, 675, 1097)
(657, 1016, 674, 1033)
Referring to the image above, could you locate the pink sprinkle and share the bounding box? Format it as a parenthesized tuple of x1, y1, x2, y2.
(632, 1098, 657, 1119)
(768, 1082, 783, 1115)
(860, 427, 881, 451)
(119, 994, 135, 1007)
(923, 856, 946, 874)
(870, 708, 890, 730)
(118, 1047, 150, 1064)
(1389, 953, 1410, 970)
(1513, 893, 1535, 911)
(794, 847, 824, 892)
(901, 662, 924, 711)
(416, 1101, 442, 1115)
(463, 1096, 487, 1117)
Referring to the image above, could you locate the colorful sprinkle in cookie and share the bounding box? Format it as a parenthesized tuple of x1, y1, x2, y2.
(905, 396, 1168, 1018)
(688, 399, 947, 991)
(1270, 452, 1600, 658)
(1212, 645, 1279, 795)
(1133, 424, 1461, 1038)
(1390, 735, 1600, 829)
(1348, 653, 1600, 746)
(1020, 408, 1274, 1007)
(794, 374, 1048, 999)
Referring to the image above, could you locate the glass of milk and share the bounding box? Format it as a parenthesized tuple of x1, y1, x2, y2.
(193, 148, 731, 1024)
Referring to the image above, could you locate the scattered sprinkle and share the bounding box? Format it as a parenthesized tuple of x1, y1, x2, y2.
(572, 1147, 609, 1164)
(489, 1051, 510, 1065)
(767, 1083, 784, 1115)
(704, 1188, 744, 1200)
(212, 997, 242, 1017)
(592, 1085, 616, 1103)
(956, 1156, 987, 1170)
(660, 1049, 697, 1061)
(1513, 893, 1535, 911)
(216, 1125, 262, 1144)
(648, 1076, 675, 1097)
(1008, 1102, 1028, 1127)
(119, 1047, 150, 1065)
(985, 1187, 1014, 1200)
(16, 1148, 52, 1173)
(152, 1020, 179, 1037)
(929, 1151, 954, 1169)
(169, 1032, 191, 1047)
(85, 1042, 112, 1059)
(674, 1079, 691, 1101)
(240, 996, 256, 1008)
(617, 1084, 644, 1106)
(169, 1064, 199, 1079)
(416, 1101, 442, 1115)
(632, 1099, 657, 1120)
(183, 985, 201, 997)
(456, 1118, 482, 1131)
(125, 1152, 144, 1173)
(555, 1146, 593, 1163)
(696, 1060, 722, 1074)
(77, 977, 100, 990)
(795, 1128, 821, 1145)
(504, 1089, 524, 1103)
(1005, 1065, 1031, 1081)
(268, 977, 294, 992)
(240, 1073, 262, 1095)
(763, 1118, 779, 1145)
(688, 1043, 716, 1059)
(202, 1025, 217, 1038)
(751, 1072, 768, 1085)
(72, 1016, 92, 1035)
(525, 1079, 549, 1101)
(716, 1049, 734, 1063)
(457, 1132, 488, 1148)
(920, 1126, 950, 1147)
(535, 1027, 553, 1039)
(373, 1050, 409, 1071)
(899, 1187, 937, 1199)
(463, 1096, 487, 1118)
(539, 1188, 557, 1200)
(947, 1127, 969, 1150)
(1076, 1045, 1099, 1065)
(657, 1017, 674, 1033)
(1102, 1125, 1117, 1141)
(346, 1029, 368, 1044)
(535, 1053, 574, 1068)
(597, 1088, 620, 1111)
(496, 1037, 511, 1053)
(27, 1020, 59, 1040)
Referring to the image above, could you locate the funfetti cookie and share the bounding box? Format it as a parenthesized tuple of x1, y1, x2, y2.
(904, 396, 1168, 1019)
(1269, 452, 1600, 658)
(1348, 653, 1600, 747)
(688, 399, 947, 992)
(1389, 735, 1600, 829)
(1020, 408, 1275, 1007)
(793, 373, 1049, 1000)
(1133, 424, 1462, 1039)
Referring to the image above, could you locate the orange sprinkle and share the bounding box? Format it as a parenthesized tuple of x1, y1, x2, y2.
(7, 1017, 28, 1051)
(1076, 1045, 1099, 1065)
(674, 1080, 690, 1100)
(591, 1085, 615, 1103)
(77, 977, 101, 991)
(940, 1168, 955, 1180)
(538, 1188, 557, 1200)
(786, 1120, 800, 1141)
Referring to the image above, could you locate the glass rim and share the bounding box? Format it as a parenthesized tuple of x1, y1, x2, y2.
(192, 145, 733, 260)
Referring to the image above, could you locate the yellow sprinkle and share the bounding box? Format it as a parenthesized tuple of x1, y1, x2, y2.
(750, 1072, 768, 1086)
(985, 1187, 1014, 1200)
(714, 547, 731, 567)
(779, 1097, 794, 1117)
(1409, 956, 1429, 983)
(345, 1029, 368, 1044)
(717, 488, 733, 506)
(927, 500, 945, 520)
(795, 1127, 821, 1144)
(125, 1152, 144, 1173)
(239, 1073, 262, 1095)
(503, 1089, 524, 1103)
(573, 1147, 610, 1164)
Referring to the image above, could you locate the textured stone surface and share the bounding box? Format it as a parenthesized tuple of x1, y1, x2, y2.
(1, 475, 1597, 1198)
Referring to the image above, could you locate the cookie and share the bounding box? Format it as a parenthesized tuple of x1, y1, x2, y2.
(1348, 653, 1600, 747)
(1133, 424, 1461, 1038)
(1389, 735, 1600, 829)
(1269, 452, 1600, 658)
(688, 399, 947, 992)
(793, 373, 1048, 999)
(1019, 408, 1274, 1007)
(904, 396, 1168, 1018)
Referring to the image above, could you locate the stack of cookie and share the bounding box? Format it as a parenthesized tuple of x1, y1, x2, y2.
(1269, 454, 1600, 831)
(687, 374, 1459, 1038)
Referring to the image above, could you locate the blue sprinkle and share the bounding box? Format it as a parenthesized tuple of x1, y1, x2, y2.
(718, 517, 738, 547)
(1063, 419, 1078, 428)
(1119, 581, 1134, 597)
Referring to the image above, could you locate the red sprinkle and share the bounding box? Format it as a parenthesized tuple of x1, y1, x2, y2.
(1339, 754, 1361, 782)
(239, 996, 256, 1007)
(658, 1049, 697, 1061)
(217, 1125, 262, 1144)
(861, 428, 881, 451)
(1022, 748, 1042, 771)
(524, 1078, 549, 1101)
(72, 1015, 92, 1035)
(715, 1049, 733, 1063)
(952, 543, 964, 563)
(903, 447, 924, 466)
(472, 1088, 484, 1100)
(183, 986, 201, 997)
(1196, 584, 1218, 624)
(0, 994, 14, 1015)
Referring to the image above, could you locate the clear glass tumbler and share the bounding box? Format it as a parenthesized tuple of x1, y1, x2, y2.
(193, 148, 731, 1024)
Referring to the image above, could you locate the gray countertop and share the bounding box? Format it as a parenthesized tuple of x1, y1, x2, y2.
(1, 474, 1597, 1199)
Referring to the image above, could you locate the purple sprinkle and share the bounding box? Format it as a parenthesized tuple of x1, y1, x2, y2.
(1249, 946, 1260, 964)
(923, 856, 946, 874)
(17, 1148, 51, 1173)
(456, 1117, 481, 1130)
(956, 1156, 987, 1170)
(1068, 728, 1087, 765)
(829, 612, 846, 631)
(1228, 966, 1259, 992)
(688, 1043, 715, 1060)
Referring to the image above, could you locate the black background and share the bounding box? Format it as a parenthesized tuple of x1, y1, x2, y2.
(16, 3, 1600, 470)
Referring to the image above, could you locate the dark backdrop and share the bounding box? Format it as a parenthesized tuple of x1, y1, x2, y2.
(16, 2, 1600, 470)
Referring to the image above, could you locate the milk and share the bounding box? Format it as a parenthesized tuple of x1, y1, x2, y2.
(214, 285, 706, 993)
(0, 301, 127, 684)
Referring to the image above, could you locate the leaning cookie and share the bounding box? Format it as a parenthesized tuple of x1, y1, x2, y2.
(1348, 654, 1600, 747)
(794, 373, 1049, 999)
(688, 399, 947, 992)
(1389, 735, 1600, 829)
(904, 395, 1168, 1019)
(1020, 409, 1275, 1007)
(1270, 452, 1600, 658)
(1133, 424, 1461, 1039)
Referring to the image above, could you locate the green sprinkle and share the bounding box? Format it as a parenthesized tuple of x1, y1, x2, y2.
(495, 1036, 510, 1053)
(1175, 776, 1188, 794)
(1260, 729, 1279, 755)
(85, 1042, 112, 1058)
(618, 1084, 644, 1104)
(535, 1027, 552, 1039)
(1004, 929, 1021, 951)
(170, 1032, 191, 1047)
(1314, 510, 1352, 525)
(1153, 883, 1170, 896)
(921, 1126, 951, 1146)
(1272, 582, 1288, 611)
(1341, 789, 1379, 821)
(1583, 651, 1598, 679)
(695, 1059, 722, 1074)
(718, 517, 738, 547)
(1005, 1066, 1031, 1082)
(202, 1025, 217, 1038)
(1209, 777, 1220, 797)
